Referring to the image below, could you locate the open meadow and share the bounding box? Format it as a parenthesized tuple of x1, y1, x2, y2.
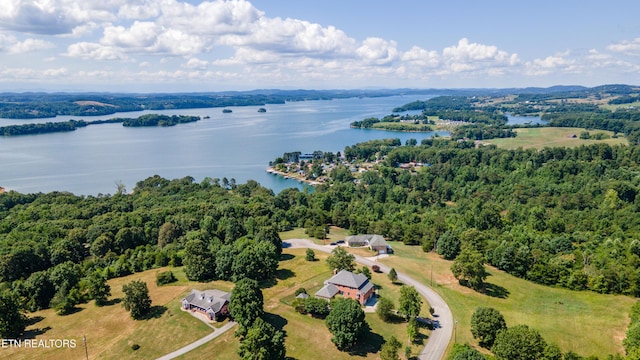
(4, 245, 427, 360)
(378, 242, 636, 358)
(1, 268, 232, 360)
(486, 127, 627, 149)
(175, 247, 428, 360)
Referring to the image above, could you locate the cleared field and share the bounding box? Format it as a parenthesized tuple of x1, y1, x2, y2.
(486, 127, 627, 149)
(601, 101, 640, 111)
(7, 248, 425, 360)
(176, 248, 427, 359)
(1, 268, 232, 360)
(378, 242, 635, 358)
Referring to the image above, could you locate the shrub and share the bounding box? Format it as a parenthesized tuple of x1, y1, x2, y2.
(155, 271, 177, 286)
(295, 288, 307, 296)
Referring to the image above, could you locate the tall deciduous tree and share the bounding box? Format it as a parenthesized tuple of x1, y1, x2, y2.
(437, 230, 461, 260)
(0, 292, 28, 338)
(87, 270, 111, 306)
(326, 246, 355, 272)
(380, 336, 402, 360)
(325, 298, 368, 350)
(491, 324, 547, 360)
(470, 307, 506, 348)
(398, 285, 422, 320)
(183, 239, 216, 282)
(237, 317, 286, 360)
(451, 248, 488, 291)
(376, 296, 394, 322)
(229, 278, 264, 337)
(122, 280, 151, 320)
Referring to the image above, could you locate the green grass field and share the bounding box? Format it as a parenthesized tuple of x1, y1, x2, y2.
(7, 247, 425, 360)
(486, 127, 627, 149)
(176, 248, 427, 359)
(601, 101, 640, 111)
(379, 242, 635, 358)
(1, 267, 230, 360)
(8, 233, 631, 359)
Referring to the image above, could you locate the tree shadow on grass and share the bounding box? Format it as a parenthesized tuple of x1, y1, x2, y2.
(103, 298, 122, 306)
(383, 313, 407, 324)
(27, 315, 45, 326)
(348, 330, 384, 357)
(483, 282, 510, 299)
(263, 312, 288, 337)
(141, 305, 167, 320)
(280, 253, 295, 261)
(60, 306, 83, 316)
(412, 331, 428, 345)
(22, 326, 51, 339)
(276, 268, 295, 281)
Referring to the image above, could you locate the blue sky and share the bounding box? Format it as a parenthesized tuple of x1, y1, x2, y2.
(0, 0, 639, 92)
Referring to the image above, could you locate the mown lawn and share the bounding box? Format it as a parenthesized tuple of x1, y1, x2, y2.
(1, 267, 231, 360)
(178, 248, 426, 359)
(379, 242, 635, 358)
(486, 127, 627, 149)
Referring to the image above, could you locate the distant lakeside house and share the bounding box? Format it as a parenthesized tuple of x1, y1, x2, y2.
(346, 234, 393, 255)
(315, 269, 375, 305)
(181, 289, 230, 321)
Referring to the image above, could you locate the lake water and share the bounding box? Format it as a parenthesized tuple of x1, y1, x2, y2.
(0, 95, 447, 195)
(505, 113, 546, 125)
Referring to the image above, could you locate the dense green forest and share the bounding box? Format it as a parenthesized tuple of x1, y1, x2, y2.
(274, 137, 640, 296)
(4, 136, 640, 317)
(0, 114, 200, 136)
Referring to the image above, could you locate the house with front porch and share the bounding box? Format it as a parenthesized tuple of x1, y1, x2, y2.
(181, 289, 230, 321)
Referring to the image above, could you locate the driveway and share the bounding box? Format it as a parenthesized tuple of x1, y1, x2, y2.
(155, 321, 236, 360)
(285, 238, 453, 360)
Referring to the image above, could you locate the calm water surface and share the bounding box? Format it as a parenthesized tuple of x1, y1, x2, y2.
(0, 95, 447, 195)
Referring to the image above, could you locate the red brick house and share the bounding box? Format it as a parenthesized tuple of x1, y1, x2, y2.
(315, 270, 375, 305)
(182, 289, 230, 321)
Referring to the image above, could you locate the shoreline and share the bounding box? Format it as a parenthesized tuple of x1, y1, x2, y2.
(265, 167, 320, 186)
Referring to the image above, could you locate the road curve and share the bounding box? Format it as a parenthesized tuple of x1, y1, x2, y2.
(284, 239, 453, 360)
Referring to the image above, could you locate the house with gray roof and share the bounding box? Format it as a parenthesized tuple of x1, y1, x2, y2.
(346, 234, 393, 254)
(182, 289, 230, 321)
(315, 270, 375, 305)
(368, 235, 391, 254)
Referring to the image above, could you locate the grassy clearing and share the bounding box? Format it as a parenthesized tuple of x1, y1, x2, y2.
(1, 268, 233, 360)
(486, 127, 627, 149)
(9, 247, 423, 360)
(379, 242, 635, 358)
(601, 101, 640, 111)
(280, 226, 351, 244)
(177, 248, 425, 359)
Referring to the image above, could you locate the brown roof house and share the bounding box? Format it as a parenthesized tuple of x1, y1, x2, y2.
(182, 289, 230, 321)
(315, 270, 375, 305)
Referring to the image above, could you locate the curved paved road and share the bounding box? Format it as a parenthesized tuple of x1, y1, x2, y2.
(285, 239, 453, 360)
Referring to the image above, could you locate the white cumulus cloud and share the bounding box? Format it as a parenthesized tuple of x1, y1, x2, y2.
(9, 38, 55, 53)
(356, 37, 399, 65)
(607, 37, 640, 56)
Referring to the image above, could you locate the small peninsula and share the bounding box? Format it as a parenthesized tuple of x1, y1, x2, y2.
(0, 114, 201, 136)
